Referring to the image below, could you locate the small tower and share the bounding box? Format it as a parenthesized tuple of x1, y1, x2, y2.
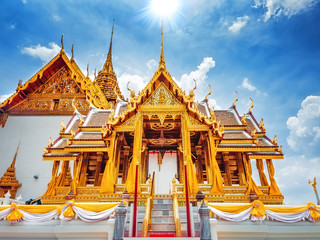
(0, 144, 22, 199)
(96, 20, 124, 104)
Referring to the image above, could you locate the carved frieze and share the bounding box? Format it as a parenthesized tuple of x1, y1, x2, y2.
(12, 99, 53, 112)
(58, 99, 89, 112)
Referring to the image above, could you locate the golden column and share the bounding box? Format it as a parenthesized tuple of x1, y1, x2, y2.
(266, 159, 281, 195)
(207, 131, 224, 194)
(181, 112, 198, 194)
(125, 112, 143, 193)
(100, 132, 117, 193)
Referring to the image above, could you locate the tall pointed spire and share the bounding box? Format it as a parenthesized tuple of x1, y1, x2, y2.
(158, 20, 166, 70)
(10, 142, 20, 168)
(103, 19, 115, 72)
(96, 19, 124, 103)
(0, 143, 22, 199)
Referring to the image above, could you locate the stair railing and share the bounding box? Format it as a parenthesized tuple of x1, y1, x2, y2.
(142, 171, 155, 237)
(172, 178, 182, 237)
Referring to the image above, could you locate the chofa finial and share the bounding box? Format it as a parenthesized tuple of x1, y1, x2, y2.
(71, 42, 74, 61)
(205, 84, 211, 103)
(249, 97, 254, 114)
(233, 90, 238, 107)
(127, 81, 135, 98)
(86, 63, 89, 78)
(61, 33, 64, 51)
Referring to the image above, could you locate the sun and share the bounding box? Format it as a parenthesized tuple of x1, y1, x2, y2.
(150, 0, 180, 19)
(138, 0, 181, 29)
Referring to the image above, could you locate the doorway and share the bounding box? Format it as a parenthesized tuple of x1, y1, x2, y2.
(148, 151, 177, 194)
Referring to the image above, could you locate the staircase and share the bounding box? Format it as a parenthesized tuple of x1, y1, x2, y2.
(149, 198, 176, 237)
(124, 197, 200, 239)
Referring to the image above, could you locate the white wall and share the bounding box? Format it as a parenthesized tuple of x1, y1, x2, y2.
(0, 115, 71, 202)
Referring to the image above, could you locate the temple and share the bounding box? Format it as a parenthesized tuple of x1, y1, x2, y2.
(36, 24, 283, 205)
(2, 22, 320, 240)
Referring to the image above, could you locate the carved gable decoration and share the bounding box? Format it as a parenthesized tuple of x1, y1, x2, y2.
(8, 66, 89, 114)
(189, 116, 202, 126)
(144, 83, 181, 106)
(34, 66, 82, 95)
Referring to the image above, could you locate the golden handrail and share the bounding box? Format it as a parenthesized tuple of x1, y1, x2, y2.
(142, 171, 155, 237)
(172, 178, 181, 237)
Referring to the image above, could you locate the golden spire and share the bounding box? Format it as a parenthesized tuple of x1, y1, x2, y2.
(103, 19, 115, 72)
(0, 143, 22, 199)
(95, 19, 124, 102)
(158, 20, 166, 70)
(10, 143, 20, 169)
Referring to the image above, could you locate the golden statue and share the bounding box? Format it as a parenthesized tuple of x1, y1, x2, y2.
(309, 177, 320, 205)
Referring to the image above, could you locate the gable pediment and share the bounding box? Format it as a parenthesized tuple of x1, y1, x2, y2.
(143, 83, 182, 106)
(7, 65, 89, 115)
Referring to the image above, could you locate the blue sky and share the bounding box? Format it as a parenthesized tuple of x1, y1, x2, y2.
(1, 0, 320, 204)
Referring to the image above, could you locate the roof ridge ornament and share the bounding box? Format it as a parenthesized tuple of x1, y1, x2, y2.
(249, 97, 254, 114)
(86, 63, 89, 78)
(205, 84, 211, 103)
(233, 90, 238, 108)
(60, 34, 64, 52)
(158, 20, 166, 71)
(71, 43, 74, 62)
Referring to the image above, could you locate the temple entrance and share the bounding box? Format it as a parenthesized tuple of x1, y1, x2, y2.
(148, 151, 177, 194)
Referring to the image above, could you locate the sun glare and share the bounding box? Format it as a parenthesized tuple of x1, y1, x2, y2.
(150, 0, 180, 19)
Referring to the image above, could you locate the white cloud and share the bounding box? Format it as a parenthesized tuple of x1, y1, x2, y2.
(240, 78, 268, 96)
(177, 57, 215, 94)
(10, 23, 16, 30)
(228, 15, 249, 34)
(287, 95, 320, 150)
(175, 57, 221, 109)
(53, 14, 61, 22)
(21, 0, 27, 4)
(253, 0, 319, 21)
(117, 57, 220, 108)
(146, 59, 157, 71)
(118, 73, 148, 100)
(275, 154, 320, 204)
(241, 78, 257, 92)
(21, 42, 61, 62)
(208, 98, 221, 110)
(0, 93, 13, 104)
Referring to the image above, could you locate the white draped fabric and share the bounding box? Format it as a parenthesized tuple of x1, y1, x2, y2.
(0, 208, 11, 220)
(0, 203, 120, 223)
(20, 209, 59, 222)
(208, 206, 252, 222)
(208, 203, 320, 223)
(71, 205, 118, 222)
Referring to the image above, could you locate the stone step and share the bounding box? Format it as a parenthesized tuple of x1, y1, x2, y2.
(152, 209, 174, 216)
(153, 203, 173, 210)
(153, 198, 173, 204)
(124, 238, 199, 240)
(150, 223, 176, 231)
(151, 215, 175, 223)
